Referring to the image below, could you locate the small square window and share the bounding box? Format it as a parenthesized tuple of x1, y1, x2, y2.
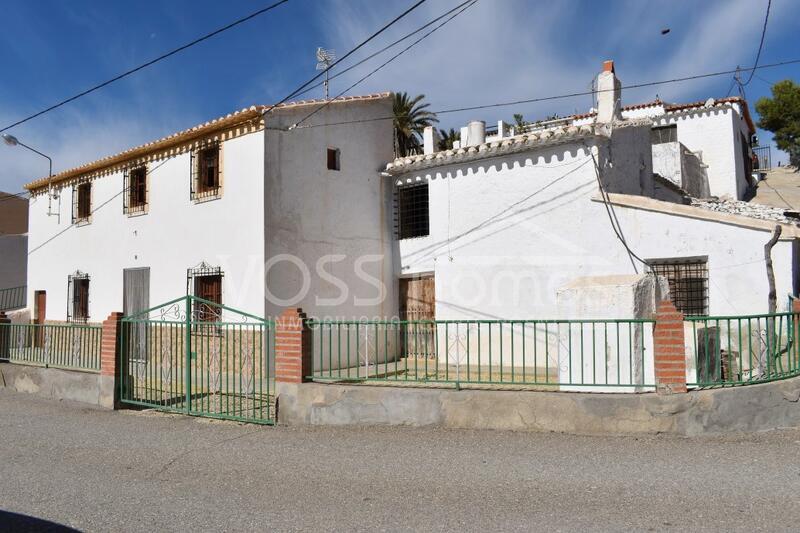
(651, 125, 677, 145)
(327, 148, 340, 171)
(648, 257, 708, 316)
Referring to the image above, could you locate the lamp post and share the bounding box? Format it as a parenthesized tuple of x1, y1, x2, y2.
(2, 133, 58, 219)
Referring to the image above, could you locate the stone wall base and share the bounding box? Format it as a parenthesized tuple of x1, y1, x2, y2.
(276, 378, 800, 436)
(0, 362, 114, 409)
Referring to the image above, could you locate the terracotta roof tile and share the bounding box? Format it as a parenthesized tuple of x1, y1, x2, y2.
(25, 92, 391, 191)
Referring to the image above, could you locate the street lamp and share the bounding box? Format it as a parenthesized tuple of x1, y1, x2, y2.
(2, 133, 58, 219)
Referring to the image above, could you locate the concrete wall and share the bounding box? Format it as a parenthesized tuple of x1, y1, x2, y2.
(264, 98, 397, 320)
(0, 362, 113, 408)
(0, 234, 27, 290)
(555, 274, 668, 392)
(276, 377, 800, 436)
(26, 131, 265, 321)
(652, 107, 745, 200)
(395, 135, 794, 322)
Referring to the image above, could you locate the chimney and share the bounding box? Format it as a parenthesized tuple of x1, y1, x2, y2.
(596, 60, 622, 123)
(423, 126, 440, 155)
(462, 120, 486, 147)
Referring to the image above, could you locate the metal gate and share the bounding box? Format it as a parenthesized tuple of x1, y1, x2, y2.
(119, 296, 274, 424)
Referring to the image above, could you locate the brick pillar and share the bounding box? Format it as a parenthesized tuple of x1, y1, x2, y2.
(654, 300, 687, 394)
(275, 308, 312, 383)
(793, 298, 800, 314)
(101, 312, 124, 377)
(0, 312, 10, 361)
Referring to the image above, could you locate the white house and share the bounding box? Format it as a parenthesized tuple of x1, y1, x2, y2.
(24, 94, 396, 323)
(386, 61, 798, 324)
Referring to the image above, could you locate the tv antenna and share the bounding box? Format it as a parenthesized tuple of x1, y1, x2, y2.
(316, 47, 336, 98)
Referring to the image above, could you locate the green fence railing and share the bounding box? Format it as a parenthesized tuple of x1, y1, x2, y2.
(0, 285, 26, 311)
(307, 318, 656, 389)
(686, 312, 800, 387)
(0, 322, 103, 372)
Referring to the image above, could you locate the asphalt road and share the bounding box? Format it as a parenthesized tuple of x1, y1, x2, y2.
(2, 389, 800, 532)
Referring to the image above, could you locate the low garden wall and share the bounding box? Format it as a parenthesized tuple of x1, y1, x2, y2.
(275, 376, 800, 436)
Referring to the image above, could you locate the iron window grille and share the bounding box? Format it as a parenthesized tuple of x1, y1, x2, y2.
(72, 182, 92, 224)
(123, 166, 148, 215)
(67, 271, 90, 323)
(648, 257, 709, 316)
(187, 263, 224, 332)
(190, 141, 222, 201)
(650, 125, 678, 145)
(395, 182, 430, 240)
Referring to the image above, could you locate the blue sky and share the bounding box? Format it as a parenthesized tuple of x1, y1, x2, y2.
(1, 0, 798, 193)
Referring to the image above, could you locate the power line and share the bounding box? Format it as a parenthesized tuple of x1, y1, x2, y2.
(289, 0, 476, 102)
(262, 0, 429, 115)
(291, 58, 800, 130)
(291, 0, 478, 128)
(743, 0, 772, 86)
(0, 0, 293, 134)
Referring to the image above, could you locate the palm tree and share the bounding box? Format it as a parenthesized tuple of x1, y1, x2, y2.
(437, 128, 460, 151)
(393, 92, 438, 157)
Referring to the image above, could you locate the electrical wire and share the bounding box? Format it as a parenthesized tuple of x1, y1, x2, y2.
(290, 0, 478, 128)
(743, 0, 772, 86)
(290, 58, 800, 130)
(0, 0, 292, 134)
(261, 0, 429, 116)
(289, 0, 477, 102)
(585, 142, 647, 272)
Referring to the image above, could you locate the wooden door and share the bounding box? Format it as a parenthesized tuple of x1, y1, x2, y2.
(34, 291, 46, 348)
(399, 276, 435, 358)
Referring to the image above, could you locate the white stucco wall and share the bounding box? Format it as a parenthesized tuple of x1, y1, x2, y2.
(574, 103, 752, 200)
(0, 234, 27, 289)
(26, 131, 265, 322)
(395, 138, 795, 322)
(652, 108, 745, 200)
(263, 98, 397, 320)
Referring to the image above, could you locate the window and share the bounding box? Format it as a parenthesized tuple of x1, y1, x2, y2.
(191, 143, 222, 201)
(648, 257, 708, 316)
(651, 125, 677, 145)
(187, 263, 223, 324)
(327, 147, 341, 171)
(72, 182, 92, 224)
(124, 166, 148, 214)
(396, 182, 430, 239)
(67, 272, 90, 323)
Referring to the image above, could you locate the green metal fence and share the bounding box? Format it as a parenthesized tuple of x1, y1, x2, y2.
(0, 322, 102, 372)
(686, 312, 800, 387)
(119, 296, 275, 424)
(307, 319, 656, 390)
(0, 285, 26, 311)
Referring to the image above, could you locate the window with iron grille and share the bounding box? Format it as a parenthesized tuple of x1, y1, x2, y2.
(67, 272, 90, 323)
(190, 143, 222, 201)
(650, 125, 677, 144)
(187, 263, 223, 325)
(648, 257, 709, 316)
(72, 182, 92, 224)
(124, 166, 148, 215)
(396, 182, 430, 239)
